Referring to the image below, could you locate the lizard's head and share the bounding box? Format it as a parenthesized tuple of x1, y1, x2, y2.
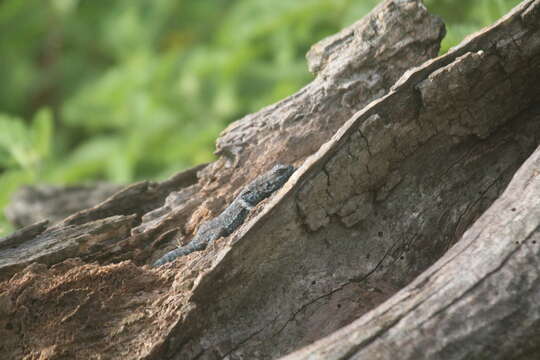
(241, 164, 295, 205)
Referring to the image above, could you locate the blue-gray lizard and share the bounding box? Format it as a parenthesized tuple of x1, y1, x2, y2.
(152, 164, 295, 267)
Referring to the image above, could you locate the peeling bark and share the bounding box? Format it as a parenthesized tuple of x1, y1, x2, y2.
(0, 1, 539, 359)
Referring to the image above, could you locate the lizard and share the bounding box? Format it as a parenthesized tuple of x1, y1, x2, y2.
(152, 164, 295, 267)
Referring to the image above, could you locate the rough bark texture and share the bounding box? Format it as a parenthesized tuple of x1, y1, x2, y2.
(281, 143, 540, 360)
(0, 0, 539, 359)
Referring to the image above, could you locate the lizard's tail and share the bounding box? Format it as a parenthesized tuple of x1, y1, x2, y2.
(151, 241, 207, 267)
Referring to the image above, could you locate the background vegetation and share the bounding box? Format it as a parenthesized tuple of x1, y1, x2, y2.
(0, 0, 522, 235)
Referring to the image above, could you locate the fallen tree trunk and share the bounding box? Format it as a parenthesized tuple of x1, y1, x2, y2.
(282, 140, 540, 360)
(0, 0, 539, 359)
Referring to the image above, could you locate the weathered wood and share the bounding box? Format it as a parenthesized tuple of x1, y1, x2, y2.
(62, 162, 206, 226)
(0, 1, 539, 359)
(281, 142, 540, 360)
(0, 220, 48, 251)
(142, 0, 445, 264)
(0, 163, 206, 280)
(152, 1, 540, 358)
(4, 163, 205, 229)
(0, 215, 138, 282)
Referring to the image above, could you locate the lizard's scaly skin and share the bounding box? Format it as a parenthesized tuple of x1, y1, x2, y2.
(152, 164, 295, 267)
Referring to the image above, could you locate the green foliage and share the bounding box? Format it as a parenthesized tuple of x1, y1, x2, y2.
(0, 108, 53, 234)
(0, 0, 524, 235)
(0, 108, 53, 175)
(425, 0, 522, 53)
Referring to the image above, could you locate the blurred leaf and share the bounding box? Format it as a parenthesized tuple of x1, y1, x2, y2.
(47, 136, 119, 183)
(31, 107, 54, 161)
(0, 113, 38, 173)
(0, 169, 33, 236)
(51, 0, 78, 15)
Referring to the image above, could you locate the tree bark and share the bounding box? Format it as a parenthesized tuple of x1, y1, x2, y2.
(281, 142, 540, 360)
(0, 0, 539, 359)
